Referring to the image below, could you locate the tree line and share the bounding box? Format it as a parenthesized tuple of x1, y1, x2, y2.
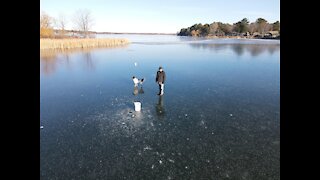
(40, 9, 94, 38)
(178, 18, 280, 38)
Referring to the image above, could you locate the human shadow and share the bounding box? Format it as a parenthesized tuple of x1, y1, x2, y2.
(133, 86, 139, 96)
(138, 87, 144, 94)
(155, 95, 165, 118)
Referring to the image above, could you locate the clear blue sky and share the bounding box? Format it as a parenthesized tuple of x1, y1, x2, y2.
(40, 0, 280, 33)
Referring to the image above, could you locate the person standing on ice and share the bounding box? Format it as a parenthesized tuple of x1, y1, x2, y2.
(155, 66, 166, 96)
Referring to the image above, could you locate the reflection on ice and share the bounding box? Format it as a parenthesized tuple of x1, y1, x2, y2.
(189, 43, 280, 56)
(41, 35, 279, 179)
(155, 95, 165, 118)
(89, 103, 155, 139)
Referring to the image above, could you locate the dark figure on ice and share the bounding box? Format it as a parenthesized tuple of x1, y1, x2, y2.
(155, 66, 166, 96)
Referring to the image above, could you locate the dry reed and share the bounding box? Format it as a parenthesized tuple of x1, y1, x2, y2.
(40, 38, 130, 50)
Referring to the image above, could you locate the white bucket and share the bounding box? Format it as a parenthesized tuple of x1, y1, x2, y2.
(134, 101, 141, 111)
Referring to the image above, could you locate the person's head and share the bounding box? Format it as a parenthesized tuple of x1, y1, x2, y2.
(159, 66, 163, 72)
(132, 76, 135, 79)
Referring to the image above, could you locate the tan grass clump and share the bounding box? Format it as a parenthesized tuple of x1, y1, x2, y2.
(40, 38, 130, 50)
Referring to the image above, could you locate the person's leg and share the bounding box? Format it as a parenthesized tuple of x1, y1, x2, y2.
(160, 84, 164, 95)
(158, 83, 161, 95)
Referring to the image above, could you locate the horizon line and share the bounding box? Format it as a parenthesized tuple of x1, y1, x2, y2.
(57, 29, 177, 35)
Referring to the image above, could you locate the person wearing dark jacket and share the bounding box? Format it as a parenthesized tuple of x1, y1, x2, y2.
(156, 66, 166, 95)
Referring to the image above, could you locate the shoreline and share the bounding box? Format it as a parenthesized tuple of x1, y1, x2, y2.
(95, 33, 280, 40)
(95, 32, 176, 35)
(188, 35, 280, 40)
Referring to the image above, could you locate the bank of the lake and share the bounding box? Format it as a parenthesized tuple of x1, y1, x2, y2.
(40, 38, 130, 50)
(202, 35, 279, 40)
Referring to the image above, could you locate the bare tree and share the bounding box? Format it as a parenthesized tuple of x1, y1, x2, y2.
(265, 24, 273, 33)
(40, 11, 54, 38)
(248, 23, 256, 35)
(40, 11, 52, 29)
(223, 23, 233, 35)
(73, 9, 94, 38)
(209, 22, 219, 35)
(57, 14, 68, 33)
(55, 13, 68, 37)
(256, 18, 268, 35)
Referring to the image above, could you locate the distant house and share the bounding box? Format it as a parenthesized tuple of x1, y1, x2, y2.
(252, 32, 262, 38)
(243, 32, 250, 36)
(230, 32, 239, 36)
(265, 31, 280, 38)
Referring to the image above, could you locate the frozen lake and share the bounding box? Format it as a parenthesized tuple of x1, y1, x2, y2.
(40, 35, 280, 179)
